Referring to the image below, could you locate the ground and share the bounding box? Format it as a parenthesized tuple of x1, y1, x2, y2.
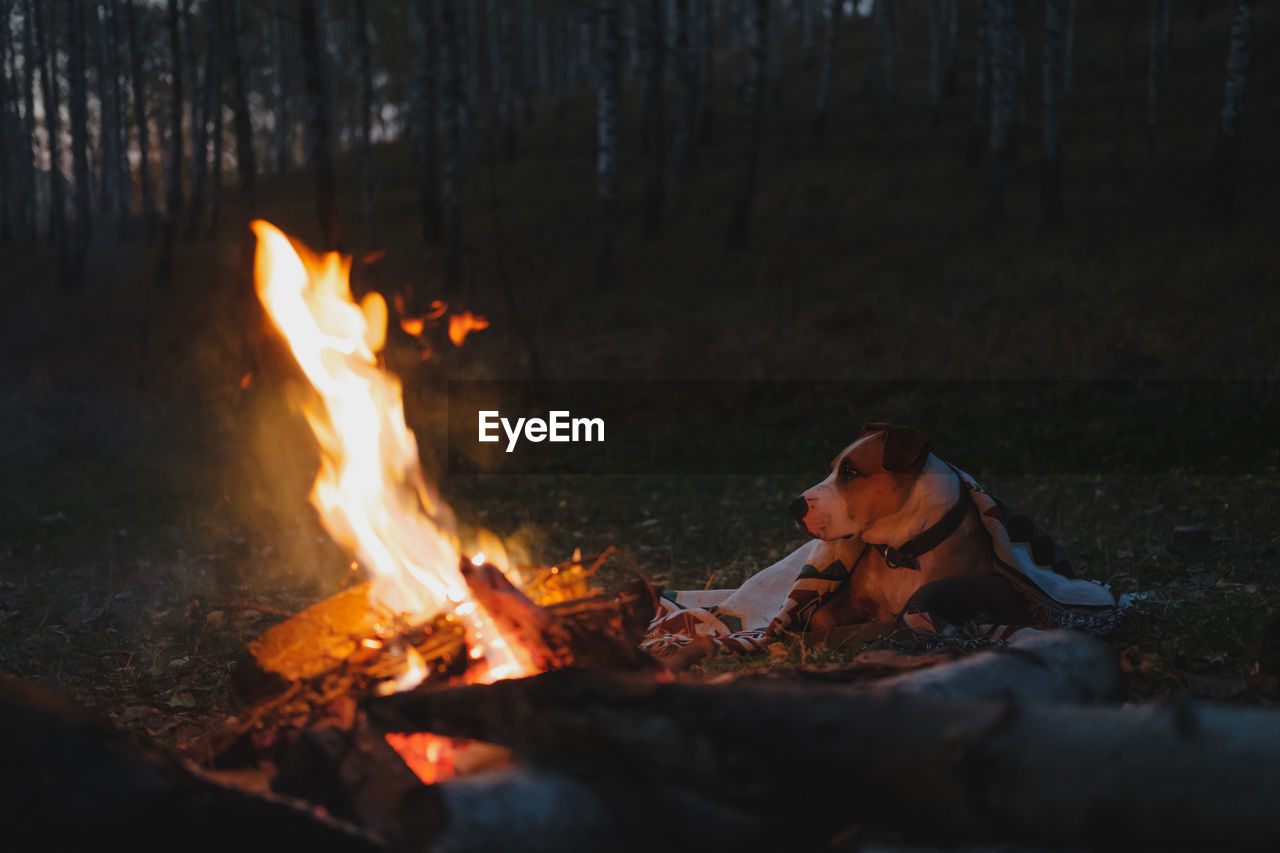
(2, 4, 1279, 749)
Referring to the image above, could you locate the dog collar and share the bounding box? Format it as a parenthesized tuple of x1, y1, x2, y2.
(870, 476, 972, 571)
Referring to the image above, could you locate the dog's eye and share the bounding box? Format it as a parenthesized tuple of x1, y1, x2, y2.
(838, 461, 859, 482)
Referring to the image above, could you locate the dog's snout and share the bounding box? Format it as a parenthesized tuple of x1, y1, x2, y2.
(788, 495, 809, 521)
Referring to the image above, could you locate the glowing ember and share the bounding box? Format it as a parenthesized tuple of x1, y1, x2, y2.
(383, 732, 456, 784)
(250, 220, 538, 692)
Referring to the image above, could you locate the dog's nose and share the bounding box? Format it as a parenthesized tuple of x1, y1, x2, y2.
(789, 495, 809, 520)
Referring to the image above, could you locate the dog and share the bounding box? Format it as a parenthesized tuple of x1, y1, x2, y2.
(784, 422, 1032, 631)
(645, 423, 1118, 652)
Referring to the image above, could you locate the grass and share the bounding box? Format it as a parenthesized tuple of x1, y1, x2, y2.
(1, 3, 1279, 744)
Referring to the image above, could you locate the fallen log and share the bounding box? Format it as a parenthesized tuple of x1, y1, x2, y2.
(0, 675, 381, 853)
(368, 655, 1280, 849)
(864, 629, 1123, 702)
(734, 630, 1123, 702)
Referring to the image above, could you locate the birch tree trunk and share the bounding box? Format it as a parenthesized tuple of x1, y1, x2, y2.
(206, 0, 224, 237)
(125, 0, 154, 239)
(594, 0, 620, 290)
(1209, 0, 1252, 225)
(299, 0, 338, 250)
(35, 0, 67, 260)
(439, 0, 464, 291)
(226, 0, 256, 201)
(1042, 0, 1064, 227)
(641, 0, 665, 238)
(986, 0, 1017, 221)
(95, 0, 121, 222)
(408, 0, 440, 248)
(1145, 0, 1172, 152)
(353, 0, 375, 252)
(67, 0, 91, 288)
(154, 0, 184, 288)
(0, 0, 13, 245)
(20, 0, 39, 240)
(810, 0, 840, 144)
(268, 0, 293, 174)
(725, 0, 766, 250)
(183, 0, 207, 240)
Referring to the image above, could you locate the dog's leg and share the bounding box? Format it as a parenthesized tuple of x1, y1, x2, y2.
(900, 574, 1033, 629)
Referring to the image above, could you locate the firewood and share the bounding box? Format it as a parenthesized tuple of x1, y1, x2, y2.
(367, 653, 1280, 849)
(461, 562, 658, 672)
(0, 675, 381, 852)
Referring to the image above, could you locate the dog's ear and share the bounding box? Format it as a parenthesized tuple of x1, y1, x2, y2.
(860, 423, 932, 472)
(857, 421, 891, 441)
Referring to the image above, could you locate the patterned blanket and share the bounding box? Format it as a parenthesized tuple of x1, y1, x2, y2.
(643, 467, 1125, 654)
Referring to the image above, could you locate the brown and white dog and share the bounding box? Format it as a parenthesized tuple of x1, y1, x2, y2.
(783, 423, 1031, 631)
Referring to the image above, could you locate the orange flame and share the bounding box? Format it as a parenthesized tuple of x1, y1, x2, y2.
(250, 221, 536, 687)
(448, 312, 489, 347)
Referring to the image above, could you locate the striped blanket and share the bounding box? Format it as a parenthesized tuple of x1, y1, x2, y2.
(643, 468, 1125, 655)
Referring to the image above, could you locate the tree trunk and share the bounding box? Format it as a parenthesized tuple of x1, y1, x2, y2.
(183, 0, 208, 239)
(1041, 0, 1064, 227)
(439, 0, 463, 291)
(354, 0, 375, 251)
(672, 0, 694, 180)
(268, 0, 293, 174)
(810, 0, 839, 144)
(206, 0, 224, 238)
(640, 0, 664, 238)
(20, 0, 40, 240)
(986, 0, 1017, 221)
(801, 0, 815, 67)
(35, 0, 67, 261)
(95, 0, 121, 222)
(0, 0, 14, 245)
(153, 0, 183, 288)
(968, 0, 989, 163)
(943, 0, 960, 98)
(106, 0, 129, 238)
(298, 0, 338, 250)
(725, 0, 766, 250)
(594, 0, 620, 290)
(125, 0, 155, 239)
(66, 0, 91, 287)
(408, 0, 440, 249)
(499, 0, 516, 159)
(1063, 0, 1077, 89)
(1145, 0, 1172, 152)
(225, 0, 256, 201)
(1209, 0, 1252, 225)
(698, 0, 714, 145)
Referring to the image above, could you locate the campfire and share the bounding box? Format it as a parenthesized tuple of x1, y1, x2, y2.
(211, 223, 653, 792)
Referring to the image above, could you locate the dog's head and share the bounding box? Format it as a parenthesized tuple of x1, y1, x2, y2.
(789, 423, 933, 540)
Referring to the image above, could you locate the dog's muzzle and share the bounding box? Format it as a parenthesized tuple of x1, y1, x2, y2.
(789, 495, 816, 537)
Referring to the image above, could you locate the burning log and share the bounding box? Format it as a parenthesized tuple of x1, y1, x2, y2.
(0, 675, 380, 852)
(367, 634, 1280, 850)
